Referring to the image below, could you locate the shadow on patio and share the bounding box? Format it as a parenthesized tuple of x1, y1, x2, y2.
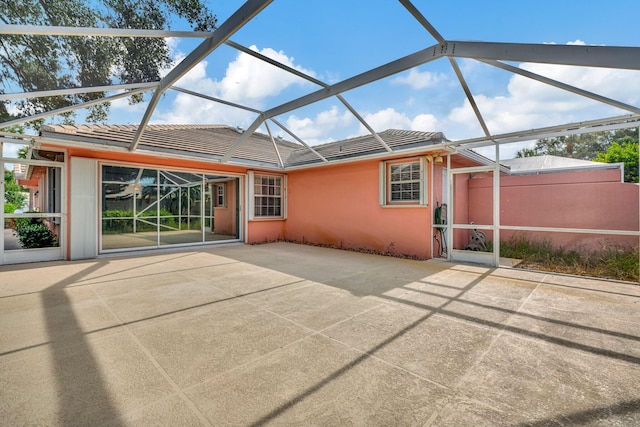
(1, 242, 639, 425)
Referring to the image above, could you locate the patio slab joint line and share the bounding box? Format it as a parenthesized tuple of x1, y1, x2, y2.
(89, 286, 214, 427)
(317, 330, 453, 391)
(178, 302, 389, 394)
(421, 273, 544, 427)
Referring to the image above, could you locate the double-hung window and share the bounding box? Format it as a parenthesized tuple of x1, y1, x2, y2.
(249, 172, 287, 219)
(216, 183, 225, 207)
(380, 158, 427, 206)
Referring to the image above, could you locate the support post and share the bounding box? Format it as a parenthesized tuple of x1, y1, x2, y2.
(494, 143, 501, 268)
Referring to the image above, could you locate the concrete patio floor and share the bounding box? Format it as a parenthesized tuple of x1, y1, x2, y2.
(1, 242, 639, 426)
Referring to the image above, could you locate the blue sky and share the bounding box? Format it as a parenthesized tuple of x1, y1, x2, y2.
(101, 1, 639, 158)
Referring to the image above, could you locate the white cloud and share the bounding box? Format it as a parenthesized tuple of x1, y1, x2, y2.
(357, 108, 440, 134)
(445, 58, 640, 141)
(124, 45, 317, 126)
(411, 113, 439, 132)
(168, 45, 315, 106)
(442, 41, 640, 159)
(360, 108, 412, 132)
(285, 105, 354, 144)
(217, 46, 315, 104)
(392, 69, 446, 89)
(281, 107, 441, 146)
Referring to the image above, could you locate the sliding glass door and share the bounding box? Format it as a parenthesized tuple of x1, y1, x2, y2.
(101, 164, 240, 252)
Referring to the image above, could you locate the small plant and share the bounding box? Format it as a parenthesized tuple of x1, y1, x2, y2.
(15, 219, 59, 249)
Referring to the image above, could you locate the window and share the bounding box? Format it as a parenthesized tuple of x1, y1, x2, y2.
(254, 174, 281, 217)
(380, 158, 426, 206)
(216, 183, 225, 207)
(249, 172, 286, 219)
(47, 167, 62, 215)
(389, 162, 421, 202)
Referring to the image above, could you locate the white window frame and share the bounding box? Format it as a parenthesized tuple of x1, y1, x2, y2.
(248, 171, 287, 220)
(216, 183, 226, 208)
(379, 157, 427, 206)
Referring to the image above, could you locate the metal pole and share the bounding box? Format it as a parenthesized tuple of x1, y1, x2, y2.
(447, 154, 452, 261)
(494, 143, 501, 267)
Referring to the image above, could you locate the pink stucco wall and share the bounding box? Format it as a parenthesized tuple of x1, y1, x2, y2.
(285, 160, 432, 259)
(213, 180, 237, 236)
(247, 220, 286, 244)
(467, 169, 639, 250)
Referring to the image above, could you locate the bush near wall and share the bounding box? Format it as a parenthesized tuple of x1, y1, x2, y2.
(14, 215, 59, 249)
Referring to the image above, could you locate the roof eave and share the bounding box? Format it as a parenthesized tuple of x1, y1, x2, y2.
(455, 148, 511, 174)
(283, 143, 454, 171)
(37, 133, 284, 170)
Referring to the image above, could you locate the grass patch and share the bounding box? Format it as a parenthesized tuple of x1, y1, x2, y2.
(501, 237, 639, 283)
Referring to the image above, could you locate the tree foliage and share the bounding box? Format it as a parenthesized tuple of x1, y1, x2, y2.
(595, 140, 639, 183)
(4, 169, 27, 209)
(0, 0, 217, 128)
(17, 145, 29, 159)
(516, 128, 639, 182)
(517, 132, 608, 160)
(516, 128, 638, 160)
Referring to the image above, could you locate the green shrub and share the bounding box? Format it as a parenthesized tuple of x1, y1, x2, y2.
(15, 222, 59, 249)
(179, 219, 201, 230)
(14, 212, 43, 229)
(102, 210, 132, 218)
(102, 209, 178, 233)
(4, 202, 17, 214)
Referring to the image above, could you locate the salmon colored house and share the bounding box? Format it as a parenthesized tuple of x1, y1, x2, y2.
(3, 124, 638, 266)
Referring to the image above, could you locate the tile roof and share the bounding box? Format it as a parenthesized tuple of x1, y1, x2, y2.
(40, 124, 299, 166)
(40, 124, 448, 168)
(287, 129, 447, 165)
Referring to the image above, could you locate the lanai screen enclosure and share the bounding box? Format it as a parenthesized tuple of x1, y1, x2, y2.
(0, 0, 638, 268)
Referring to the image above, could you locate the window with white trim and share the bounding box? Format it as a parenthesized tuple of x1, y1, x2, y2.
(216, 183, 225, 207)
(249, 172, 286, 219)
(379, 158, 427, 206)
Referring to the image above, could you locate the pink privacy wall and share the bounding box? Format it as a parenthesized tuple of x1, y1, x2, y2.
(285, 160, 432, 259)
(467, 169, 639, 250)
(453, 173, 471, 250)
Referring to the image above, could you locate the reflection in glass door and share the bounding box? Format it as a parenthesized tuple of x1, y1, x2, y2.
(101, 164, 240, 252)
(1, 143, 65, 264)
(159, 170, 203, 246)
